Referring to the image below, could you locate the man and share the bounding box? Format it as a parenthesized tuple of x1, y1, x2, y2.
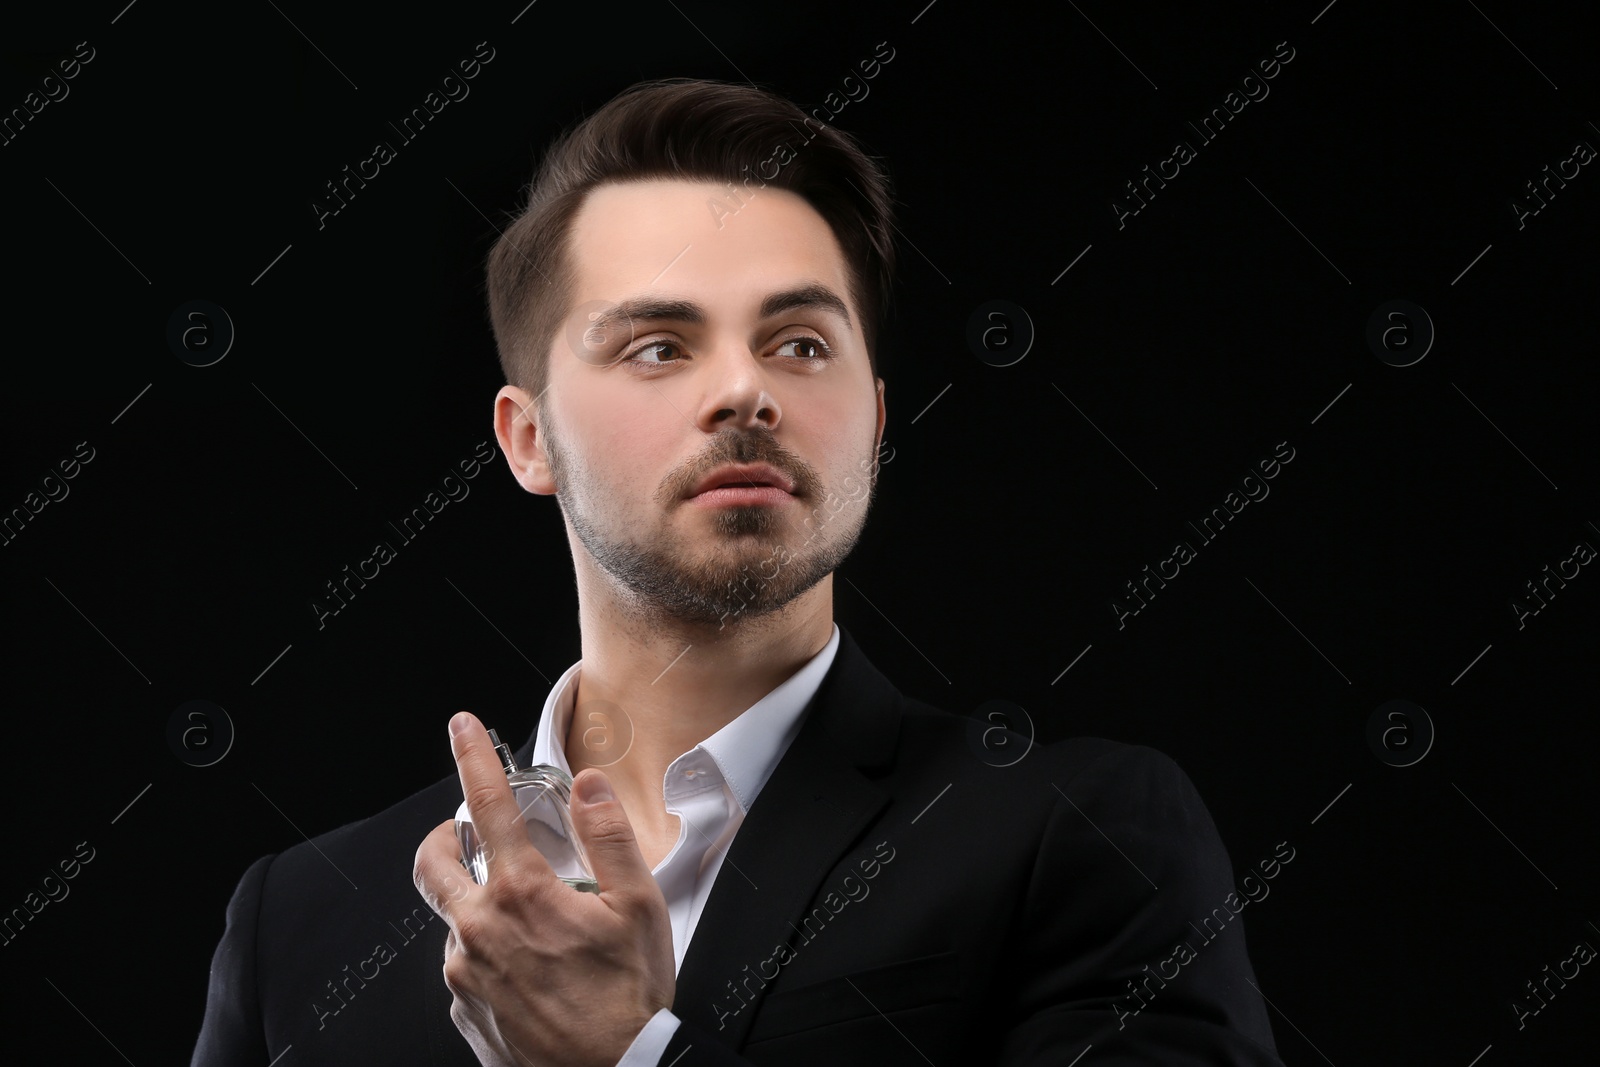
(193, 77, 1287, 1065)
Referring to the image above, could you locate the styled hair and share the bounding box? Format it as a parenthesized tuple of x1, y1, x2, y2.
(484, 77, 897, 404)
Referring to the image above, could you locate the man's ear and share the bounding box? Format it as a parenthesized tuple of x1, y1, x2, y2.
(873, 377, 887, 456)
(493, 385, 556, 495)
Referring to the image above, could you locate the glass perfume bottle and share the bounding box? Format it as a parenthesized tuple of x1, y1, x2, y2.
(455, 729, 599, 893)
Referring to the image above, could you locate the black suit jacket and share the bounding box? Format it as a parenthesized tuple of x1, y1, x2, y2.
(193, 626, 1286, 1065)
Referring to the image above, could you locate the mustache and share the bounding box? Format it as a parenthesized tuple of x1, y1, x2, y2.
(660, 429, 819, 502)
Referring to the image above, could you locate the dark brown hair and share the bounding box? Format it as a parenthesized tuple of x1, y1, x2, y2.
(484, 77, 896, 405)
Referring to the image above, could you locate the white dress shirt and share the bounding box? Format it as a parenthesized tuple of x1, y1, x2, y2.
(526, 624, 841, 1066)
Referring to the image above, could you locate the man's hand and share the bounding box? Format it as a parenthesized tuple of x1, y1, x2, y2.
(414, 711, 676, 1067)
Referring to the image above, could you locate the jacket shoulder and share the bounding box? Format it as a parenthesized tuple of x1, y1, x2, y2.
(893, 690, 1181, 785)
(252, 769, 464, 938)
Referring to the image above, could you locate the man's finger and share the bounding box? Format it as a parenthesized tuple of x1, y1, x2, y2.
(570, 769, 654, 900)
(449, 711, 532, 862)
(414, 820, 480, 916)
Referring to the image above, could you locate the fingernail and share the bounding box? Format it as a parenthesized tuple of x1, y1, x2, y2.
(449, 711, 473, 737)
(577, 772, 613, 806)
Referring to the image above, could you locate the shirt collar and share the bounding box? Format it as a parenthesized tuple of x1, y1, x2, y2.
(529, 623, 841, 814)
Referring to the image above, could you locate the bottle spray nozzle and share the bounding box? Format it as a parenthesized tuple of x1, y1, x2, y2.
(485, 728, 519, 776)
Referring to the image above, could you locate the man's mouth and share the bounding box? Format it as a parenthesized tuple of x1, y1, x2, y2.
(688, 463, 797, 498)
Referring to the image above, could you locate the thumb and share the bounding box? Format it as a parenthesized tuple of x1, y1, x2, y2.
(571, 770, 652, 896)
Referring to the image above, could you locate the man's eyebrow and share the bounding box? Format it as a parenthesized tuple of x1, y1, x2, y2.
(591, 283, 853, 336)
(758, 283, 853, 327)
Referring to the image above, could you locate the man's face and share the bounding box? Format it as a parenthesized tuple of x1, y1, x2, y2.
(518, 178, 886, 629)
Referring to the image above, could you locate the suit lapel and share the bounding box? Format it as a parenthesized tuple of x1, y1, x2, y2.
(671, 625, 902, 1047)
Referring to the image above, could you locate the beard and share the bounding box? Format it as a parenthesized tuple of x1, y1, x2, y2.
(541, 405, 875, 629)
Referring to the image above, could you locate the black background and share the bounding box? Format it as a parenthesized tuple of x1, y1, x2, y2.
(3, 1, 1596, 1063)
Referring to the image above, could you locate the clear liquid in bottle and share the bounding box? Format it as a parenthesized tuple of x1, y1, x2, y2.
(455, 729, 599, 893)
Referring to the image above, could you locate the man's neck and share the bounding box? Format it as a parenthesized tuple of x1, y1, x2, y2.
(561, 576, 834, 835)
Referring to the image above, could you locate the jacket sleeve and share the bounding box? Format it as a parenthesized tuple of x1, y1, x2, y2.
(191, 854, 276, 1067)
(995, 744, 1287, 1065)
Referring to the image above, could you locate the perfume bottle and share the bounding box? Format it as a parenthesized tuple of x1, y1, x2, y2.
(455, 729, 599, 893)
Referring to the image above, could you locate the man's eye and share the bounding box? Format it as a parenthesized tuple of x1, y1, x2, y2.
(779, 337, 833, 360)
(623, 336, 833, 366)
(625, 342, 681, 365)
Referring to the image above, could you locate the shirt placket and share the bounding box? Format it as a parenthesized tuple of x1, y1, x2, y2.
(658, 749, 730, 969)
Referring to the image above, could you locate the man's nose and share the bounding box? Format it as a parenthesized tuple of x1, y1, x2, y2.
(697, 347, 781, 432)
